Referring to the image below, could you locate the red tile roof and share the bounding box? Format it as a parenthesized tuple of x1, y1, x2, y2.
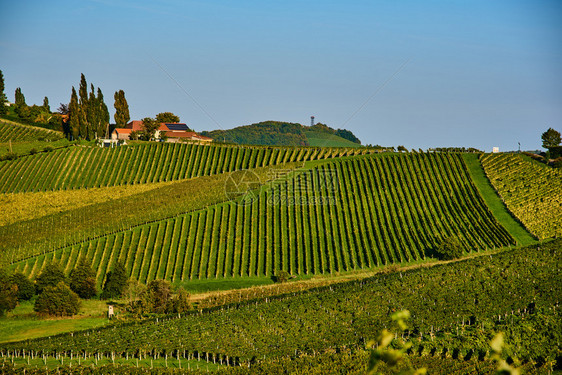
(114, 128, 132, 134)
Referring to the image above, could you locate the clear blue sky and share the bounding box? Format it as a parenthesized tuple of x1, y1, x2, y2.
(1, 0, 560, 151)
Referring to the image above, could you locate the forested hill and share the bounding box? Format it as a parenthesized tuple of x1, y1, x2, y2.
(201, 121, 362, 147)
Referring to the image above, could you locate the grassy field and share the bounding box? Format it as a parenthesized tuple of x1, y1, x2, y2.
(305, 130, 362, 147)
(462, 153, 536, 245)
(0, 299, 110, 344)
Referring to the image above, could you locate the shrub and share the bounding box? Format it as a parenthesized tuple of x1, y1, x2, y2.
(273, 270, 290, 283)
(435, 236, 464, 260)
(69, 257, 97, 299)
(169, 287, 190, 313)
(34, 282, 81, 317)
(43, 145, 54, 152)
(35, 263, 67, 295)
(10, 272, 34, 301)
(29, 148, 38, 155)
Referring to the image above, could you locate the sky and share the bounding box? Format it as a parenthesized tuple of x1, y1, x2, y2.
(1, 0, 561, 151)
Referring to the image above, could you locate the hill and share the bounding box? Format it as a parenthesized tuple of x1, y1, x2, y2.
(481, 153, 562, 239)
(201, 120, 362, 147)
(0, 142, 374, 193)
(0, 119, 63, 143)
(3, 239, 560, 373)
(10, 152, 515, 285)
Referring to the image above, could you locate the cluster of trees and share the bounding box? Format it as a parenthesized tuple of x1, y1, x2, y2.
(66, 74, 110, 140)
(0, 259, 129, 317)
(202, 121, 308, 146)
(127, 279, 190, 316)
(0, 69, 62, 129)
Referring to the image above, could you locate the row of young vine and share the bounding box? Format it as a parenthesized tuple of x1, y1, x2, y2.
(13, 153, 514, 284)
(0, 143, 373, 193)
(3, 240, 560, 371)
(480, 153, 562, 239)
(0, 121, 61, 143)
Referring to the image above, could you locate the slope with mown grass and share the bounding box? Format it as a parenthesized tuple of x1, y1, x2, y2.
(11, 152, 514, 285)
(480, 153, 562, 239)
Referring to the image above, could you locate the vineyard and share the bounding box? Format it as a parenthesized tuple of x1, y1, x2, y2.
(481, 153, 562, 239)
(0, 142, 375, 193)
(11, 152, 515, 284)
(0, 119, 62, 143)
(3, 239, 560, 373)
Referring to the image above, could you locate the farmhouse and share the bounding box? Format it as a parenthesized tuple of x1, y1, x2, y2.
(111, 121, 212, 143)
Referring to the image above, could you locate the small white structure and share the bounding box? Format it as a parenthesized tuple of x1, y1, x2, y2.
(492, 147, 500, 153)
(108, 305, 114, 319)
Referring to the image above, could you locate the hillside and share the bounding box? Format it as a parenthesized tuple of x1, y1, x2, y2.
(0, 119, 63, 143)
(201, 121, 362, 147)
(481, 153, 562, 239)
(0, 142, 374, 193)
(10, 153, 514, 285)
(3, 239, 560, 373)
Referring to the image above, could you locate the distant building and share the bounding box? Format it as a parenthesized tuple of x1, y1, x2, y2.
(111, 121, 212, 143)
(492, 147, 500, 153)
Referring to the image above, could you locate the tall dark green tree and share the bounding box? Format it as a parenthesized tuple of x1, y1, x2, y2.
(114, 90, 130, 128)
(34, 282, 81, 317)
(35, 263, 67, 295)
(87, 84, 98, 139)
(68, 87, 80, 140)
(101, 262, 128, 299)
(97, 88, 110, 137)
(43, 96, 50, 112)
(0, 269, 18, 316)
(14, 87, 26, 106)
(0, 70, 7, 115)
(69, 257, 97, 299)
(78, 73, 89, 138)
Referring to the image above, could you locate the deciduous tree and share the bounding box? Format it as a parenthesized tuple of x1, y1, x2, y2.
(541, 128, 561, 149)
(69, 257, 97, 299)
(10, 272, 34, 301)
(0, 269, 18, 316)
(101, 262, 128, 299)
(35, 263, 67, 295)
(141, 117, 160, 141)
(156, 112, 180, 123)
(34, 282, 81, 317)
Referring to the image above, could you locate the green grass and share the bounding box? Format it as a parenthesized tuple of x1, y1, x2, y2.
(462, 153, 536, 245)
(0, 300, 110, 344)
(0, 138, 70, 157)
(176, 276, 274, 294)
(305, 131, 362, 148)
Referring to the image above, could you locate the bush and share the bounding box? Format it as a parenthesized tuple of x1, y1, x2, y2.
(34, 282, 81, 317)
(35, 263, 67, 295)
(10, 272, 34, 301)
(0, 269, 18, 316)
(43, 145, 54, 152)
(273, 270, 290, 283)
(101, 262, 128, 300)
(69, 258, 97, 299)
(435, 236, 464, 260)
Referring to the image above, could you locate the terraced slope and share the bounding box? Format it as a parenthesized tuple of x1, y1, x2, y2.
(0, 143, 375, 193)
(0, 119, 62, 142)
(12, 153, 514, 283)
(481, 153, 562, 239)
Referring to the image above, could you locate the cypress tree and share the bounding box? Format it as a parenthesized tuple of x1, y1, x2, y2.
(78, 73, 89, 139)
(97, 88, 110, 137)
(101, 262, 128, 299)
(114, 90, 130, 128)
(68, 87, 80, 140)
(43, 96, 50, 112)
(88, 84, 98, 139)
(0, 70, 6, 115)
(14, 87, 26, 106)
